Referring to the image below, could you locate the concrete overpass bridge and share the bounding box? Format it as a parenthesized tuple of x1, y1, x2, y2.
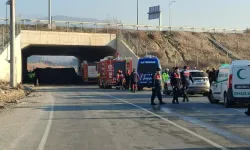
(0, 18, 245, 84)
(0, 30, 138, 83)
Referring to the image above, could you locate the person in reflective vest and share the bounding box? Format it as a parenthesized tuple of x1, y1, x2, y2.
(162, 69, 170, 82)
(162, 69, 170, 94)
(151, 68, 166, 105)
(171, 67, 181, 104)
(180, 66, 194, 102)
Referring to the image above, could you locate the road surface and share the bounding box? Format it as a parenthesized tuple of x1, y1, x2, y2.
(0, 86, 250, 150)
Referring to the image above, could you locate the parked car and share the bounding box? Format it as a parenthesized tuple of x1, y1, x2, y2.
(165, 70, 210, 96)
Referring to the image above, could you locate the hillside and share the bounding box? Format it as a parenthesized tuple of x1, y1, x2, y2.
(27, 63, 65, 71)
(121, 31, 250, 69)
(212, 33, 250, 59)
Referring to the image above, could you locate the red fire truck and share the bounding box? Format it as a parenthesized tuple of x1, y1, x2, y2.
(97, 54, 132, 89)
(81, 61, 98, 83)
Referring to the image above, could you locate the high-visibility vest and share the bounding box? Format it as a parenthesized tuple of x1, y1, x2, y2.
(162, 73, 169, 82)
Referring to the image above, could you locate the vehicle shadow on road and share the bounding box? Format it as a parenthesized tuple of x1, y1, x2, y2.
(37, 103, 153, 112)
(158, 148, 250, 150)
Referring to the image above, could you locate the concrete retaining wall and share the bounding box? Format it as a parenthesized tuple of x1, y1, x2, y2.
(20, 30, 117, 49)
(117, 39, 139, 69)
(0, 35, 22, 83)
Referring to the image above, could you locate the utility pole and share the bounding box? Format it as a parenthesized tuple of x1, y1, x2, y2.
(48, 0, 52, 24)
(136, 0, 139, 30)
(10, 0, 16, 87)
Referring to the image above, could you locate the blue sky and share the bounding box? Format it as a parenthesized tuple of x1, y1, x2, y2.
(0, 0, 249, 29)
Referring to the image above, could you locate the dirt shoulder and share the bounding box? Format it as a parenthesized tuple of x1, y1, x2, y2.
(0, 81, 34, 109)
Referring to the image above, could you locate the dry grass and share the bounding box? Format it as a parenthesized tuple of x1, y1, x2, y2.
(0, 80, 33, 104)
(121, 31, 232, 69)
(212, 33, 250, 59)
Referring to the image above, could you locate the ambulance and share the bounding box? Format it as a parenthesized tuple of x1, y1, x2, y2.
(208, 60, 250, 108)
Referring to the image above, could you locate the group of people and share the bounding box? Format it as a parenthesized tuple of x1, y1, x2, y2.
(115, 68, 139, 93)
(151, 66, 194, 105)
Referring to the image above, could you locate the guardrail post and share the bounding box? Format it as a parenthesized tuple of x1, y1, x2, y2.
(95, 23, 97, 33)
(2, 27, 4, 49)
(81, 23, 83, 32)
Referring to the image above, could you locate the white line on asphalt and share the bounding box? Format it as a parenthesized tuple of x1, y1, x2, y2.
(200, 101, 246, 113)
(37, 96, 54, 150)
(103, 93, 229, 150)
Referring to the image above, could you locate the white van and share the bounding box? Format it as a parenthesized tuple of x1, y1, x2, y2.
(208, 60, 250, 107)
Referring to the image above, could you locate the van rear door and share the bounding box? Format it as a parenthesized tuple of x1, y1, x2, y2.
(232, 65, 250, 98)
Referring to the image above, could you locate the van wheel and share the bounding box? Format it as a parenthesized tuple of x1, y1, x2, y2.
(224, 93, 232, 108)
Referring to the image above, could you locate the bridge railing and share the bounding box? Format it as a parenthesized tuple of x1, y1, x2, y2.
(0, 18, 246, 34)
(0, 19, 21, 54)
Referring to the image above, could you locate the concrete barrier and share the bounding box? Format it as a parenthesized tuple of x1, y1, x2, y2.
(0, 35, 22, 83)
(117, 39, 139, 69)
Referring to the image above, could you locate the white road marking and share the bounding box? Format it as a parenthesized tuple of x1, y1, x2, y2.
(103, 93, 229, 150)
(37, 96, 54, 150)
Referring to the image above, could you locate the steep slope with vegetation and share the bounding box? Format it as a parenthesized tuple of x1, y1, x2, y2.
(121, 31, 250, 69)
(212, 33, 250, 59)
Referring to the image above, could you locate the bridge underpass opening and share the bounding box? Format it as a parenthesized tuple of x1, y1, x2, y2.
(22, 45, 117, 85)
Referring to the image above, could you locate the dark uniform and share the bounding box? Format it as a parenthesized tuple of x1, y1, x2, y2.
(125, 71, 131, 90)
(151, 72, 165, 105)
(180, 69, 194, 102)
(171, 71, 181, 104)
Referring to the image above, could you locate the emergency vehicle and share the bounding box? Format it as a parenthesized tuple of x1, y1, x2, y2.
(81, 61, 98, 83)
(137, 55, 162, 90)
(97, 54, 132, 89)
(208, 60, 250, 108)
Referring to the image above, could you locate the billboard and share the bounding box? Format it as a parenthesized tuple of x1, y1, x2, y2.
(148, 5, 161, 20)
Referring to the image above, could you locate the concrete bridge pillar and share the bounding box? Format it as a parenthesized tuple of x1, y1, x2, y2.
(22, 56, 28, 83)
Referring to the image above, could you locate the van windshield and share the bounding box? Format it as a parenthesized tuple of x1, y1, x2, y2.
(138, 63, 159, 73)
(190, 72, 207, 77)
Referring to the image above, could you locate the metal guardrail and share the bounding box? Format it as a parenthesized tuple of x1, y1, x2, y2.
(208, 37, 243, 60)
(0, 22, 21, 54)
(0, 18, 246, 33)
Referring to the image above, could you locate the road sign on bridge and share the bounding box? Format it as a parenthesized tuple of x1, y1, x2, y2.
(148, 5, 162, 31)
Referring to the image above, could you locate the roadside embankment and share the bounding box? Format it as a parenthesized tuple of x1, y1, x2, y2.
(0, 81, 34, 109)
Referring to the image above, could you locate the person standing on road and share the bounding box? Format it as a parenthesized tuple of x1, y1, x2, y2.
(171, 67, 181, 104)
(125, 70, 131, 90)
(119, 71, 124, 90)
(151, 68, 166, 105)
(180, 66, 194, 102)
(130, 68, 139, 93)
(162, 69, 170, 94)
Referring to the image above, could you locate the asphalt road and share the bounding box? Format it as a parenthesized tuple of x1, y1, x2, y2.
(0, 86, 250, 150)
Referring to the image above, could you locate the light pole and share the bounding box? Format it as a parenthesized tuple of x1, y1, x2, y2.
(10, 0, 16, 87)
(136, 0, 139, 30)
(6, 0, 10, 26)
(169, 1, 176, 27)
